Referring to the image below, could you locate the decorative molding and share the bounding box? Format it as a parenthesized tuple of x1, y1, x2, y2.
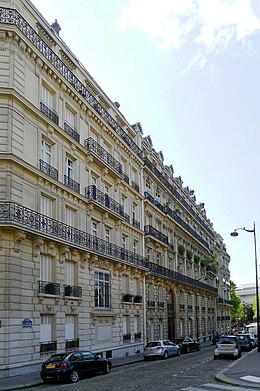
(13, 231, 26, 253)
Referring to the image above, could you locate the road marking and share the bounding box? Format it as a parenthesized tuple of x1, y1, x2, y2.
(181, 384, 260, 391)
(241, 375, 260, 383)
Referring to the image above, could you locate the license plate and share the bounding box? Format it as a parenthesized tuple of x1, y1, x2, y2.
(47, 364, 55, 369)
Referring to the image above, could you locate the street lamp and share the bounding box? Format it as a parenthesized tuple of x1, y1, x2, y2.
(230, 222, 260, 352)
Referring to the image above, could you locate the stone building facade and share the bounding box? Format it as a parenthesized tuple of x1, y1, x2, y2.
(0, 0, 231, 378)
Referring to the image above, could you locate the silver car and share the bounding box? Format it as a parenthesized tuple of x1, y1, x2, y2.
(214, 335, 241, 360)
(144, 340, 180, 360)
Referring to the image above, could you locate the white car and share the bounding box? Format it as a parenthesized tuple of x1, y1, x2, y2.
(214, 335, 241, 360)
(250, 333, 258, 348)
(144, 340, 180, 360)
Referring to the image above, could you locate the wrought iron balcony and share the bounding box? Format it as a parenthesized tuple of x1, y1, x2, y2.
(64, 122, 80, 142)
(132, 218, 140, 230)
(144, 192, 165, 213)
(64, 284, 82, 298)
(65, 338, 79, 349)
(64, 175, 80, 194)
(131, 181, 139, 193)
(134, 295, 142, 304)
(40, 101, 59, 125)
(122, 212, 130, 224)
(122, 293, 133, 303)
(40, 341, 57, 353)
(144, 225, 168, 245)
(0, 202, 147, 269)
(179, 304, 185, 310)
(84, 138, 123, 177)
(158, 302, 165, 308)
(146, 261, 218, 294)
(39, 159, 58, 180)
(85, 185, 124, 218)
(38, 280, 60, 295)
(123, 333, 131, 342)
(122, 172, 129, 184)
(188, 305, 193, 310)
(134, 332, 141, 340)
(147, 300, 155, 308)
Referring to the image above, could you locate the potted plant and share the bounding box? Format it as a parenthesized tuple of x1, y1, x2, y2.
(178, 244, 185, 256)
(194, 255, 200, 264)
(186, 249, 193, 260)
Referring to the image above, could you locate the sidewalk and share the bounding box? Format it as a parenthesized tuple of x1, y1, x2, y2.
(215, 347, 260, 389)
(2, 343, 260, 390)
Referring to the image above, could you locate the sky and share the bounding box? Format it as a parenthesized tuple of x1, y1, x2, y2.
(31, 0, 260, 287)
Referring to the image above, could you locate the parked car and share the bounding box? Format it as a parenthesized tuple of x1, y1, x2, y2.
(212, 333, 224, 345)
(40, 351, 112, 383)
(172, 337, 201, 353)
(143, 340, 180, 360)
(250, 333, 258, 348)
(236, 333, 253, 351)
(214, 335, 241, 360)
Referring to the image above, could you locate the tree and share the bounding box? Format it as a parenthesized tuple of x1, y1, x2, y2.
(252, 294, 260, 320)
(230, 281, 243, 324)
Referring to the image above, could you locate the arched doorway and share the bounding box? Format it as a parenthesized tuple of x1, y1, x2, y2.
(167, 290, 176, 340)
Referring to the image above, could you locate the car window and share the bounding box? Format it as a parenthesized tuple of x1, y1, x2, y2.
(82, 352, 95, 360)
(184, 338, 192, 342)
(163, 340, 171, 345)
(45, 354, 68, 363)
(146, 342, 160, 347)
(218, 337, 236, 344)
(70, 353, 83, 362)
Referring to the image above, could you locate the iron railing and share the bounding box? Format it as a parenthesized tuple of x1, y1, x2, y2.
(38, 280, 60, 295)
(65, 338, 79, 349)
(158, 302, 165, 308)
(84, 137, 123, 176)
(64, 175, 80, 194)
(144, 192, 165, 213)
(122, 173, 129, 184)
(147, 300, 155, 308)
(132, 218, 140, 230)
(179, 304, 185, 310)
(0, 7, 142, 157)
(144, 225, 168, 245)
(123, 333, 131, 342)
(131, 181, 139, 193)
(39, 159, 58, 180)
(134, 332, 141, 340)
(40, 101, 59, 125)
(85, 185, 124, 217)
(64, 122, 80, 142)
(122, 293, 133, 303)
(64, 284, 82, 298)
(134, 295, 142, 304)
(40, 341, 57, 353)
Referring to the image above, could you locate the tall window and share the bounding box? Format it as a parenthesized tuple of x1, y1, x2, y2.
(41, 195, 53, 218)
(105, 227, 110, 242)
(65, 107, 75, 127)
(122, 235, 126, 249)
(65, 315, 75, 341)
(65, 157, 73, 179)
(92, 221, 98, 237)
(146, 179, 151, 194)
(147, 248, 150, 261)
(133, 241, 136, 254)
(65, 261, 75, 286)
(40, 314, 53, 343)
(40, 255, 52, 283)
(41, 140, 51, 164)
(94, 270, 110, 308)
(65, 207, 75, 227)
(42, 85, 54, 108)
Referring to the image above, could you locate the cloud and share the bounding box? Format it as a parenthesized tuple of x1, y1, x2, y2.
(116, 0, 260, 68)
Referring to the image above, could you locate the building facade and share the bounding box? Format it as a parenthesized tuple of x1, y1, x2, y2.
(0, 0, 231, 378)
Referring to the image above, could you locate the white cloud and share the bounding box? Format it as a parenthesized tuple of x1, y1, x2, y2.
(116, 0, 260, 68)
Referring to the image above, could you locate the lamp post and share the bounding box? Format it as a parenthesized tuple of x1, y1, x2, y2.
(230, 222, 260, 352)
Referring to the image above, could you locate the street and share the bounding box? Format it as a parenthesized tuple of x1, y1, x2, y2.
(24, 345, 236, 391)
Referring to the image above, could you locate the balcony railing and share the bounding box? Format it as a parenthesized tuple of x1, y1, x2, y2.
(38, 280, 60, 295)
(144, 225, 168, 245)
(40, 341, 57, 353)
(134, 332, 141, 340)
(64, 175, 80, 194)
(122, 293, 133, 303)
(144, 192, 165, 213)
(64, 284, 82, 298)
(40, 101, 59, 125)
(188, 305, 193, 310)
(158, 302, 165, 308)
(39, 159, 58, 180)
(0, 202, 147, 269)
(131, 181, 139, 193)
(122, 173, 129, 184)
(134, 295, 142, 304)
(84, 138, 123, 177)
(179, 304, 185, 310)
(147, 300, 155, 308)
(85, 185, 124, 218)
(65, 338, 79, 349)
(64, 122, 80, 142)
(123, 333, 131, 342)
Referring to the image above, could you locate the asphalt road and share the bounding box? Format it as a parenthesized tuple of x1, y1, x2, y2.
(26, 345, 234, 391)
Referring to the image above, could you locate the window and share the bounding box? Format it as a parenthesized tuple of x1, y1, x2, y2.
(147, 248, 150, 261)
(133, 241, 136, 254)
(155, 188, 161, 202)
(65, 157, 73, 179)
(41, 195, 53, 218)
(156, 252, 161, 265)
(40, 255, 52, 282)
(105, 227, 110, 242)
(122, 235, 126, 249)
(94, 270, 110, 308)
(42, 85, 54, 108)
(65, 315, 75, 340)
(92, 221, 98, 237)
(146, 179, 151, 194)
(65, 107, 75, 127)
(40, 314, 53, 343)
(121, 194, 127, 211)
(41, 140, 51, 164)
(65, 207, 75, 227)
(65, 261, 75, 286)
(91, 174, 98, 186)
(132, 203, 136, 220)
(122, 275, 130, 293)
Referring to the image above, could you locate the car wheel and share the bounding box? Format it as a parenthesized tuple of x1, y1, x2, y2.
(103, 363, 110, 374)
(70, 370, 79, 383)
(177, 349, 181, 356)
(186, 347, 190, 354)
(163, 351, 169, 359)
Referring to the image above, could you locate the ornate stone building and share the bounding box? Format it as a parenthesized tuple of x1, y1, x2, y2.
(0, 0, 231, 378)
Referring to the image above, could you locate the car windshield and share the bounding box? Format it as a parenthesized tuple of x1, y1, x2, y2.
(45, 353, 68, 363)
(146, 342, 161, 347)
(218, 337, 236, 344)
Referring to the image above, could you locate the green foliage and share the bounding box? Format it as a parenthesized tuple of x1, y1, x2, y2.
(252, 294, 260, 320)
(186, 249, 193, 260)
(230, 281, 243, 323)
(194, 255, 200, 264)
(178, 244, 185, 256)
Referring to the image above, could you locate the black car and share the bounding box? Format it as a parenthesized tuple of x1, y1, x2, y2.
(172, 337, 201, 353)
(40, 351, 112, 383)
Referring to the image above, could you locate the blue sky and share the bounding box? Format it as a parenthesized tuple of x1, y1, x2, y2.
(31, 0, 260, 286)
